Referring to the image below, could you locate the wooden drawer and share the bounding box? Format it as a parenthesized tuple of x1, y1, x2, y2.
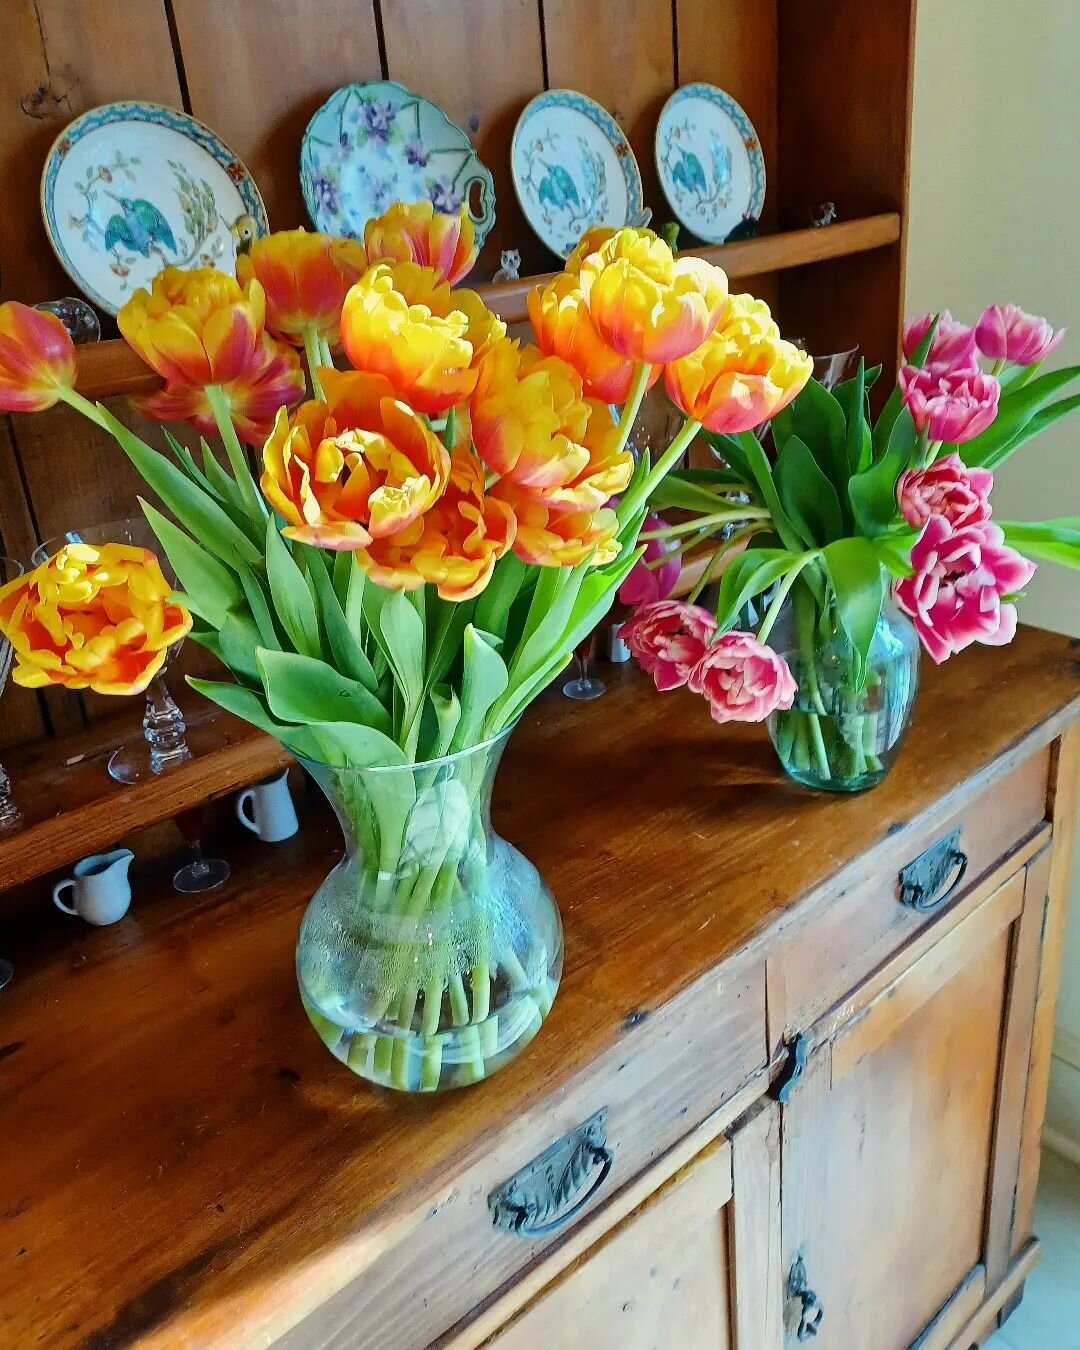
(768, 747, 1050, 1047)
(279, 957, 767, 1350)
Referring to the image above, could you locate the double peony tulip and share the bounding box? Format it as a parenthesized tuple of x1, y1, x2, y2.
(0, 302, 77, 413)
(898, 364, 1000, 444)
(975, 304, 1065, 366)
(896, 452, 994, 530)
(0, 542, 191, 696)
(895, 515, 1036, 664)
(664, 293, 812, 434)
(236, 228, 368, 345)
(118, 267, 305, 445)
(364, 201, 478, 287)
(902, 311, 979, 370)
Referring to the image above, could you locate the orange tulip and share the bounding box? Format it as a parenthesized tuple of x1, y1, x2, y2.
(340, 262, 503, 415)
(118, 266, 268, 387)
(134, 331, 306, 447)
(236, 228, 368, 344)
(0, 301, 77, 413)
(0, 542, 191, 696)
(261, 367, 451, 550)
(365, 201, 478, 286)
(355, 449, 516, 601)
(493, 480, 620, 568)
(664, 293, 813, 434)
(471, 338, 634, 512)
(577, 228, 728, 364)
(528, 273, 661, 403)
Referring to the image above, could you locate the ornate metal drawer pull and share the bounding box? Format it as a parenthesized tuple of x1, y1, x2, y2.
(789, 1255, 824, 1340)
(488, 1108, 613, 1238)
(898, 828, 968, 912)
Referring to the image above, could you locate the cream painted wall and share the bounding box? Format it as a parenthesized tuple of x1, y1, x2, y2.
(906, 0, 1080, 1144)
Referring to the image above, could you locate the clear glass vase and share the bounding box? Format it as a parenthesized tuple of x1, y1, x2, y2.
(767, 581, 920, 793)
(296, 725, 563, 1092)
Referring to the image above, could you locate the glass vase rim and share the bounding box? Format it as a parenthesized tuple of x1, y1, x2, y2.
(298, 718, 520, 778)
(31, 514, 155, 566)
(0, 556, 25, 580)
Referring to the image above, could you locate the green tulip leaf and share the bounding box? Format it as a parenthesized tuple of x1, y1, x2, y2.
(256, 647, 391, 735)
(139, 499, 244, 628)
(264, 518, 321, 658)
(821, 537, 885, 686)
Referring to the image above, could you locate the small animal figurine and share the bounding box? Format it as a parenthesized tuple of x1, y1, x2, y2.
(231, 213, 259, 256)
(492, 249, 521, 283)
(103, 193, 177, 259)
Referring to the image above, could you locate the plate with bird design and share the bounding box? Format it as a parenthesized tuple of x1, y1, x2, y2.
(512, 91, 645, 260)
(655, 84, 765, 245)
(41, 101, 268, 315)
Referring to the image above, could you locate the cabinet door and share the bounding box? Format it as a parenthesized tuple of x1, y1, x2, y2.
(780, 857, 1047, 1350)
(488, 1137, 735, 1350)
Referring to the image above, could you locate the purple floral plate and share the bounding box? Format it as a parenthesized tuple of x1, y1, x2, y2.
(300, 80, 495, 246)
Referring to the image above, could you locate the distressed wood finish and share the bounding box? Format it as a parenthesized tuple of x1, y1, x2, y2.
(0, 629, 1078, 1348)
(727, 1101, 783, 1350)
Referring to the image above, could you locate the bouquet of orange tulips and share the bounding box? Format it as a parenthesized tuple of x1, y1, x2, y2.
(0, 203, 809, 1088)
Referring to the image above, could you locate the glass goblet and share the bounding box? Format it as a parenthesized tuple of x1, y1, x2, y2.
(33, 517, 193, 784)
(563, 630, 606, 701)
(0, 555, 25, 830)
(172, 806, 231, 894)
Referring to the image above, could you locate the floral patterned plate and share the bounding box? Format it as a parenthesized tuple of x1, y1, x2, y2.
(512, 91, 644, 259)
(655, 84, 766, 245)
(41, 101, 268, 315)
(300, 81, 495, 246)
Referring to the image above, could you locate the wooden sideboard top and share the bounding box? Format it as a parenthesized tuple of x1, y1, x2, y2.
(2, 627, 1078, 1348)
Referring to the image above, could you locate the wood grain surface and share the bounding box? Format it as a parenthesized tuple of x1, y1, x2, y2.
(0, 627, 1077, 1347)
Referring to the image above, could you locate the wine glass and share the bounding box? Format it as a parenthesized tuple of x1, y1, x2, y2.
(33, 517, 193, 784)
(563, 630, 606, 701)
(172, 806, 231, 894)
(0, 556, 25, 830)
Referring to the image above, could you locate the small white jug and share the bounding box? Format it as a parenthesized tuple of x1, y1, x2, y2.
(236, 769, 299, 843)
(53, 848, 134, 926)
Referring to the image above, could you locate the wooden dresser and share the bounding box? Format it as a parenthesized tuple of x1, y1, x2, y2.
(1, 626, 1077, 1350)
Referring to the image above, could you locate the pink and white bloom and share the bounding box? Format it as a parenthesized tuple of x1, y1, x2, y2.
(894, 515, 1036, 664)
(618, 514, 681, 608)
(975, 304, 1065, 366)
(903, 310, 979, 371)
(619, 599, 716, 692)
(686, 631, 797, 723)
(899, 364, 1000, 444)
(896, 452, 994, 530)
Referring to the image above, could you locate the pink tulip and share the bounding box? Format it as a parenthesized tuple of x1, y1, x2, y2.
(975, 304, 1065, 366)
(903, 310, 979, 370)
(619, 599, 717, 692)
(618, 514, 681, 607)
(896, 452, 994, 530)
(899, 364, 1000, 444)
(686, 630, 797, 723)
(894, 515, 1036, 664)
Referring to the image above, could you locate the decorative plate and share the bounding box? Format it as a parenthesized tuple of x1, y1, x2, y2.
(512, 90, 644, 259)
(655, 84, 766, 245)
(41, 101, 268, 315)
(300, 81, 496, 247)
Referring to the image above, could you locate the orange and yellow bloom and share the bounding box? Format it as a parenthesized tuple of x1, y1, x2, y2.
(471, 339, 634, 512)
(355, 449, 516, 600)
(664, 293, 813, 434)
(365, 201, 478, 286)
(340, 262, 502, 415)
(528, 273, 660, 403)
(577, 228, 728, 364)
(0, 301, 77, 412)
(0, 542, 191, 696)
(236, 228, 368, 344)
(261, 368, 451, 550)
(494, 481, 620, 569)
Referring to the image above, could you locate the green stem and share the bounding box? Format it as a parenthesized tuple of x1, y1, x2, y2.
(204, 383, 266, 523)
(621, 416, 703, 525)
(612, 362, 653, 461)
(443, 404, 457, 452)
(302, 325, 326, 401)
(319, 335, 335, 369)
(686, 525, 760, 606)
(757, 553, 818, 645)
(807, 712, 832, 779)
(56, 385, 110, 429)
(641, 507, 769, 540)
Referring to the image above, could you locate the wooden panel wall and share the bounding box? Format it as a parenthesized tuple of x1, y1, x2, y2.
(0, 0, 912, 749)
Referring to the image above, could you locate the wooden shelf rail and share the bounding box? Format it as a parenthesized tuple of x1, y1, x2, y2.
(73, 214, 900, 400)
